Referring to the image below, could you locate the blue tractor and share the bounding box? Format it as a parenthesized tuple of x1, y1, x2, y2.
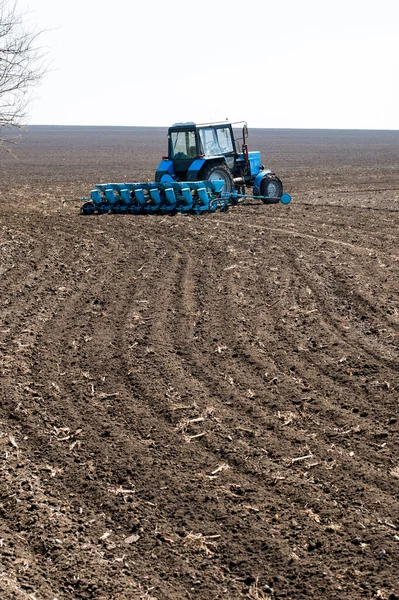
(155, 121, 285, 202)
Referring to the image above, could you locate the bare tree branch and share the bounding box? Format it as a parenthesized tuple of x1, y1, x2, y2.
(0, 0, 47, 149)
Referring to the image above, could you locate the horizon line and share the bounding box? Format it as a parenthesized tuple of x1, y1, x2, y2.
(27, 124, 399, 132)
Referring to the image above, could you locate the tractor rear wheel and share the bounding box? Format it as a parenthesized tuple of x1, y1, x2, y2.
(260, 175, 283, 200)
(201, 163, 234, 194)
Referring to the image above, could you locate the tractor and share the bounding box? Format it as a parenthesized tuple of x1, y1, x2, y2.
(155, 121, 284, 200)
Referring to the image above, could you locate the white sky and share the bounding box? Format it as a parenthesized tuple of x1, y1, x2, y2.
(21, 0, 399, 129)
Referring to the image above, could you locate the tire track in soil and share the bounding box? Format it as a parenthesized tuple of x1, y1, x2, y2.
(112, 236, 334, 595)
(186, 227, 396, 500)
(211, 214, 398, 374)
(257, 241, 399, 524)
(24, 227, 276, 596)
(280, 245, 398, 366)
(191, 229, 396, 596)
(202, 225, 399, 500)
(198, 230, 398, 494)
(283, 245, 398, 377)
(114, 238, 305, 598)
(215, 214, 399, 260)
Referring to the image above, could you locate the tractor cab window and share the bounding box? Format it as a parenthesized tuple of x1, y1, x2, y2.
(170, 130, 197, 159)
(199, 127, 222, 156)
(199, 127, 233, 155)
(216, 127, 234, 154)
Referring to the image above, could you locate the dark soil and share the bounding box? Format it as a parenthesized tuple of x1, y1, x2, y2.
(0, 126, 398, 600)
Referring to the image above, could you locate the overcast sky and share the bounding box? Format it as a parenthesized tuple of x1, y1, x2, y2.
(22, 0, 398, 129)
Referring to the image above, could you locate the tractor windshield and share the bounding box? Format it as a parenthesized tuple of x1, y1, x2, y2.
(170, 130, 197, 159)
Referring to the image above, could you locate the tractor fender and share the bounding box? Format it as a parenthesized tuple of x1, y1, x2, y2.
(252, 169, 273, 195)
(186, 156, 225, 181)
(186, 158, 206, 181)
(155, 159, 175, 183)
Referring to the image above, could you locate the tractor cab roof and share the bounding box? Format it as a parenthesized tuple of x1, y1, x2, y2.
(170, 122, 196, 128)
(170, 121, 246, 130)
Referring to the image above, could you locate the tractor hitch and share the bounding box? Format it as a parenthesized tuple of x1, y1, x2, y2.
(224, 191, 292, 205)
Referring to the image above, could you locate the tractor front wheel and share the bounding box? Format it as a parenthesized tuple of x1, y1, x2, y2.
(201, 163, 234, 194)
(260, 175, 283, 200)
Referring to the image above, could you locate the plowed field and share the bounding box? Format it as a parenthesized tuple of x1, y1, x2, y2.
(0, 126, 398, 600)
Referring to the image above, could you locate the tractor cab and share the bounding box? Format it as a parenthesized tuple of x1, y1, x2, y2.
(156, 121, 245, 185)
(168, 121, 237, 159)
(155, 120, 281, 198)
